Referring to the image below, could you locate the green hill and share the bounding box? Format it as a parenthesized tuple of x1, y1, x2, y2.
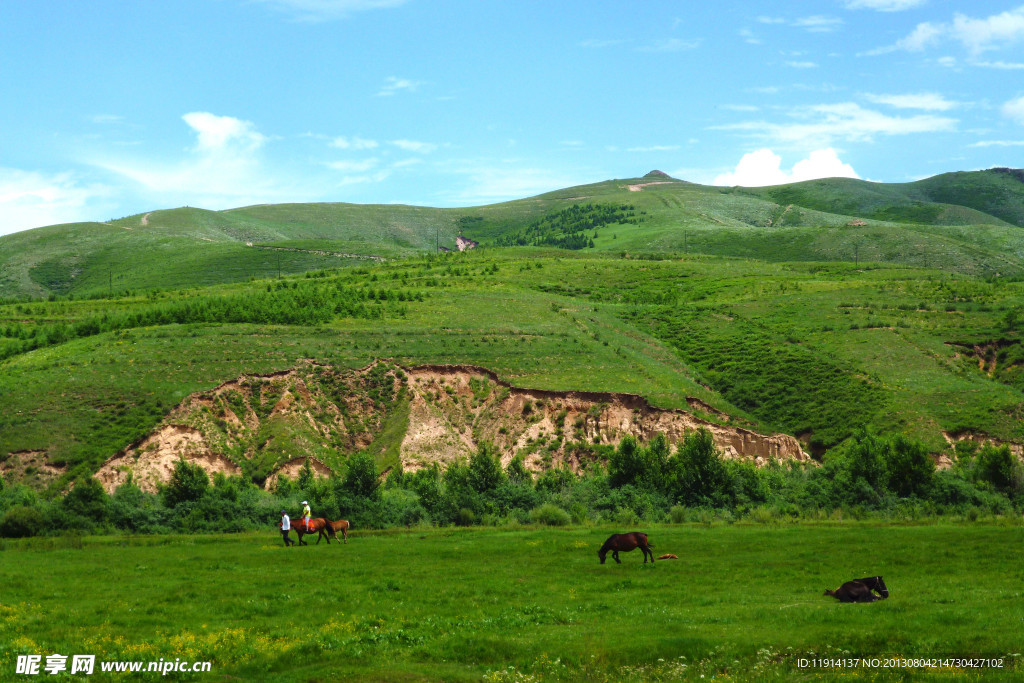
(3, 169, 1024, 301)
(1, 168, 1024, 492)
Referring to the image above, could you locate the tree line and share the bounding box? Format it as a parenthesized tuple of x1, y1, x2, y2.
(1, 429, 1020, 539)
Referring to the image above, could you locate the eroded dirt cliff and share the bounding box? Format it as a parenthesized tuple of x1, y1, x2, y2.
(95, 361, 809, 493)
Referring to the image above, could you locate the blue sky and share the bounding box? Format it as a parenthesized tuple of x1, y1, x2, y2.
(1, 0, 1023, 235)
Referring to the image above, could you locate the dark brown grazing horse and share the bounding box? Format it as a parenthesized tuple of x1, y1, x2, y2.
(598, 532, 655, 564)
(321, 519, 350, 545)
(825, 576, 889, 603)
(292, 518, 339, 546)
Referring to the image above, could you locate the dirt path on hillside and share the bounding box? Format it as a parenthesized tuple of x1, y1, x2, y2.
(626, 181, 675, 192)
(141, 212, 151, 226)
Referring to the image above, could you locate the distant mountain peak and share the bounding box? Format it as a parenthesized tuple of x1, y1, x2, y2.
(644, 170, 671, 178)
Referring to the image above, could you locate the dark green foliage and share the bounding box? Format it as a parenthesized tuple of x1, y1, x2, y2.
(976, 443, 1016, 493)
(886, 435, 935, 497)
(666, 429, 732, 507)
(296, 459, 315, 492)
(342, 452, 380, 500)
(61, 477, 109, 525)
(163, 458, 210, 507)
(529, 502, 571, 526)
(0, 505, 39, 538)
(468, 443, 506, 493)
(495, 204, 640, 249)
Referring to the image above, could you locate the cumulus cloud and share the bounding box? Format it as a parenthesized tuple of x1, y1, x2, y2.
(1003, 95, 1024, 123)
(870, 5, 1024, 55)
(713, 148, 860, 187)
(182, 112, 266, 153)
(0, 168, 113, 236)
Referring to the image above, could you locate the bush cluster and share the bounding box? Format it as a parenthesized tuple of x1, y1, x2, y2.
(1, 430, 1021, 539)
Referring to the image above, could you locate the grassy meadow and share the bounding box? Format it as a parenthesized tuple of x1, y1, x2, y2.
(1, 522, 1022, 681)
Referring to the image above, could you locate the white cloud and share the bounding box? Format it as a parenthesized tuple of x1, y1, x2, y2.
(970, 140, 1024, 147)
(873, 5, 1024, 55)
(974, 60, 1024, 69)
(92, 112, 313, 211)
(182, 112, 266, 153)
(331, 135, 378, 150)
(786, 61, 818, 68)
(326, 158, 379, 172)
(0, 168, 113, 236)
(713, 102, 957, 146)
(254, 0, 408, 21)
(1003, 95, 1024, 123)
(377, 76, 421, 96)
(843, 0, 925, 11)
(952, 6, 1024, 53)
(863, 92, 958, 110)
(793, 16, 843, 32)
(390, 139, 437, 153)
(713, 148, 860, 187)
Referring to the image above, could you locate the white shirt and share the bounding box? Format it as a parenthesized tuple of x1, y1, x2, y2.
(281, 514, 291, 531)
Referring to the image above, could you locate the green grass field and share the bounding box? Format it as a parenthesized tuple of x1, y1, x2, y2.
(1, 523, 1021, 681)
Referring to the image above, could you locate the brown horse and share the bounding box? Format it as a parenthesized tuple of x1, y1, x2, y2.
(321, 519, 350, 545)
(598, 532, 655, 564)
(292, 518, 338, 546)
(825, 576, 889, 603)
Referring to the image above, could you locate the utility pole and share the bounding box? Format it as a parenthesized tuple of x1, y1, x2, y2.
(854, 243, 859, 267)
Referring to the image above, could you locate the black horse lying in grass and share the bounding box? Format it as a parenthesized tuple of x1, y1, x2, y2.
(825, 576, 889, 603)
(598, 532, 655, 564)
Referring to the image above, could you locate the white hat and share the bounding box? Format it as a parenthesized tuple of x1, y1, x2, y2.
(301, 500, 308, 505)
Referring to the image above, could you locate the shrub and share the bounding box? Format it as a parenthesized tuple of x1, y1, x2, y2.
(530, 503, 571, 526)
(163, 459, 210, 507)
(61, 477, 109, 525)
(0, 505, 39, 538)
(343, 453, 380, 500)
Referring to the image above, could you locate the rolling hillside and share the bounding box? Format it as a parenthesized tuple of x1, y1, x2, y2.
(1, 168, 1023, 493)
(2, 169, 1024, 301)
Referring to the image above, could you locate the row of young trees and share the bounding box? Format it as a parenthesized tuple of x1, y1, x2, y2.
(494, 204, 642, 250)
(1, 430, 1021, 539)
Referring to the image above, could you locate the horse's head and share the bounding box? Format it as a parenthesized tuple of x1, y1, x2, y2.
(874, 576, 889, 599)
(597, 547, 608, 564)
